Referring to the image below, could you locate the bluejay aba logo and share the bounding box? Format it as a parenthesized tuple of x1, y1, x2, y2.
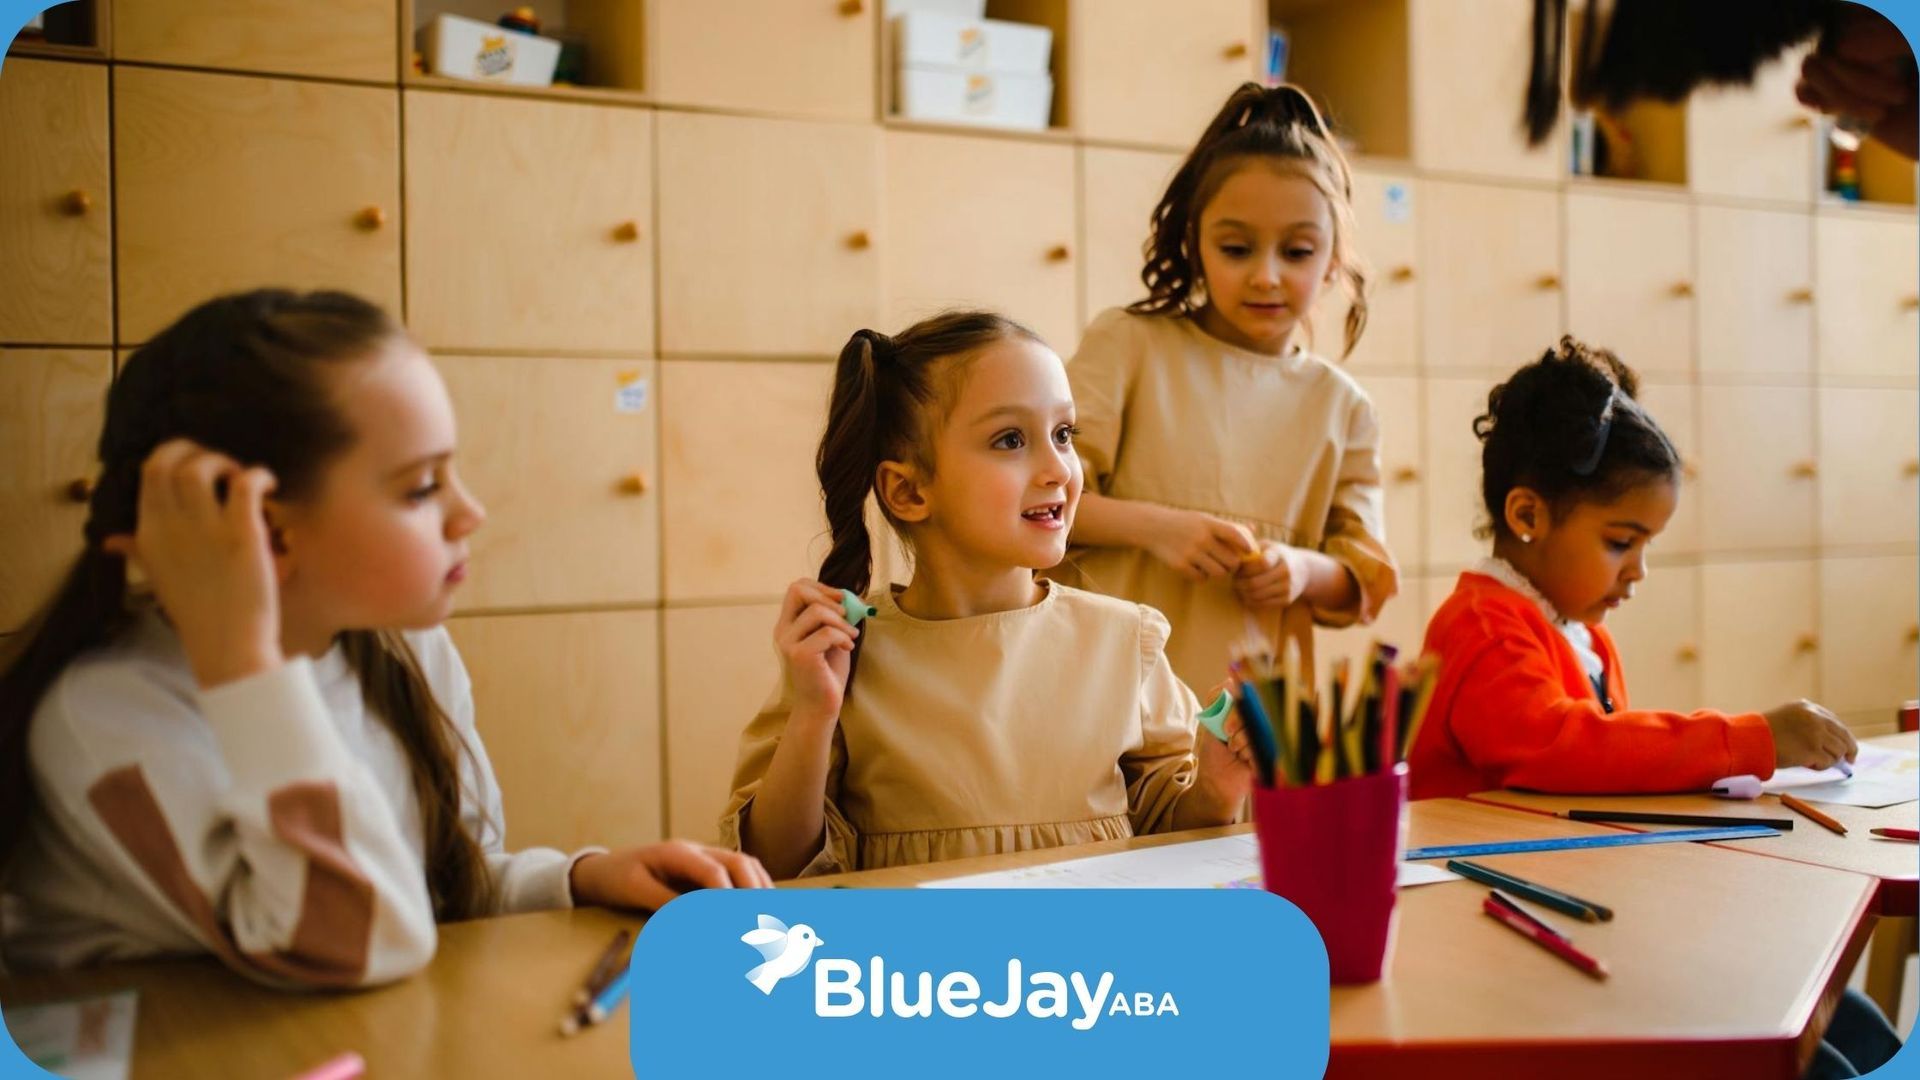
(739, 914, 1181, 1029)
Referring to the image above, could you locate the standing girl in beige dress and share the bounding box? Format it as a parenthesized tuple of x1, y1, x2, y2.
(1060, 83, 1399, 692)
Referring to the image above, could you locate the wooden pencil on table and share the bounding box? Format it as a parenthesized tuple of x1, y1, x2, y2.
(1777, 793, 1846, 836)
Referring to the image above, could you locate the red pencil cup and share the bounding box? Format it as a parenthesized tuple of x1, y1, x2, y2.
(1251, 763, 1408, 985)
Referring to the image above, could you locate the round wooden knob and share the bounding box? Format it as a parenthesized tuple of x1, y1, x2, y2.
(620, 471, 649, 496)
(1906, 624, 1920, 645)
(1902, 295, 1920, 312)
(66, 476, 95, 503)
(1534, 273, 1561, 291)
(355, 206, 387, 230)
(1388, 265, 1415, 283)
(1794, 633, 1819, 654)
(1392, 465, 1421, 484)
(838, 0, 863, 14)
(1787, 286, 1815, 304)
(1789, 460, 1818, 479)
(1223, 41, 1249, 59)
(1045, 244, 1070, 262)
(1788, 114, 1816, 130)
(1669, 281, 1694, 299)
(845, 229, 871, 251)
(1676, 643, 1699, 663)
(1682, 459, 1700, 481)
(62, 189, 91, 216)
(612, 221, 641, 242)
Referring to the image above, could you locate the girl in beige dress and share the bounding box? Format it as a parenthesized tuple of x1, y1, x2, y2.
(721, 312, 1254, 880)
(1059, 84, 1399, 693)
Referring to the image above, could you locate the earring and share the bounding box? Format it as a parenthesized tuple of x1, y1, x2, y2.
(1521, 534, 1533, 544)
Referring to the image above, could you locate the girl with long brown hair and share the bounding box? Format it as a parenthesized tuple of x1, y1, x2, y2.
(1058, 82, 1399, 694)
(0, 289, 766, 988)
(720, 312, 1252, 881)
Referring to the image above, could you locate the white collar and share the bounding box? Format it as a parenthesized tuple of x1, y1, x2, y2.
(1470, 556, 1572, 628)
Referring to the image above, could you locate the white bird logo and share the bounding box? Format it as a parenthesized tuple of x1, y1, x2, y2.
(741, 914, 824, 995)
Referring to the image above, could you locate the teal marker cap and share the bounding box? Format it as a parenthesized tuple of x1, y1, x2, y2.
(841, 588, 878, 627)
(1197, 691, 1233, 742)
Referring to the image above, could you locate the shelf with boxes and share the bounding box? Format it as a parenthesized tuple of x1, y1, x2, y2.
(883, 0, 1065, 134)
(406, 0, 646, 102)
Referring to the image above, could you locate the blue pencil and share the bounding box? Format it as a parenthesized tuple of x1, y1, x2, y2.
(1235, 680, 1281, 787)
(574, 968, 632, 1033)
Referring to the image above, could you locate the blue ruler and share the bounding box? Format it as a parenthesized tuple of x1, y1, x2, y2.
(1405, 824, 1781, 861)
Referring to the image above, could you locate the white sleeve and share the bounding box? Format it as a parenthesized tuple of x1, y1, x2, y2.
(32, 658, 439, 988)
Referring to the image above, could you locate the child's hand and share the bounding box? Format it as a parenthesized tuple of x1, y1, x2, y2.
(1234, 541, 1311, 610)
(1764, 699, 1859, 770)
(1147, 509, 1257, 582)
(775, 579, 858, 723)
(99, 439, 283, 690)
(570, 842, 772, 912)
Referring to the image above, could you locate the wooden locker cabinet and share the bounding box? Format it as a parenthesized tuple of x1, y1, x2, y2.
(1564, 188, 1694, 381)
(114, 68, 401, 344)
(1633, 381, 1698, 556)
(1325, 168, 1419, 373)
(1356, 373, 1424, 574)
(0, 59, 112, 346)
(1815, 209, 1920, 384)
(404, 92, 654, 355)
(1695, 204, 1813, 381)
(1408, 0, 1561, 182)
(438, 355, 660, 612)
(656, 112, 881, 356)
(1818, 387, 1919, 550)
(1606, 564, 1703, 714)
(0, 349, 110, 633)
(1697, 385, 1817, 554)
(449, 610, 663, 852)
(114, 0, 397, 84)
(663, 603, 782, 842)
(648, 0, 876, 121)
(1419, 180, 1560, 373)
(660, 360, 835, 602)
(1077, 144, 1178, 325)
(1422, 375, 1496, 570)
(883, 129, 1079, 354)
(1068, 0, 1259, 148)
(1701, 560, 1819, 710)
(1818, 555, 1920, 714)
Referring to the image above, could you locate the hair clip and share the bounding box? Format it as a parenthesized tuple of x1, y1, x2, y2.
(1570, 385, 1618, 477)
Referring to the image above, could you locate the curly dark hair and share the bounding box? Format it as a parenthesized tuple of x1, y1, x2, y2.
(1474, 336, 1682, 540)
(1129, 82, 1369, 358)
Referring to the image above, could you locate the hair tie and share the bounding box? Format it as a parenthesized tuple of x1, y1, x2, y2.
(854, 328, 894, 358)
(1571, 384, 1618, 477)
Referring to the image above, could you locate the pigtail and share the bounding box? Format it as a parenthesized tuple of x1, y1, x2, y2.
(816, 330, 888, 596)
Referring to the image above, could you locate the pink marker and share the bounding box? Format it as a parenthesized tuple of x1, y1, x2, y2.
(290, 1052, 365, 1080)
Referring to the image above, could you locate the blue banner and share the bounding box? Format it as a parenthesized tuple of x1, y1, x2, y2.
(629, 888, 1329, 1078)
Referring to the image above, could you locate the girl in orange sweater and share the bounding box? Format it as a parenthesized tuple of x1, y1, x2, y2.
(1410, 337, 1857, 801)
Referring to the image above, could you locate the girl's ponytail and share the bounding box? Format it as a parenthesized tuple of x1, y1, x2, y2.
(816, 330, 890, 596)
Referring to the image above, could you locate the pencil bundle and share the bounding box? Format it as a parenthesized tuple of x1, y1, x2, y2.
(1226, 634, 1438, 788)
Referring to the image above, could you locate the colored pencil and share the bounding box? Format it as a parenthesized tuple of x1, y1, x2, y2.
(571, 929, 633, 1009)
(1483, 890, 1609, 980)
(1777, 793, 1847, 836)
(1447, 859, 1612, 922)
(1870, 827, 1919, 842)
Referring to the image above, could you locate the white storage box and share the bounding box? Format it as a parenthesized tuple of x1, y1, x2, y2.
(894, 11, 1052, 73)
(885, 0, 988, 20)
(419, 13, 560, 87)
(896, 65, 1053, 131)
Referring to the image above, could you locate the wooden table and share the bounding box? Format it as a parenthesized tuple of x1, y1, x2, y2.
(1468, 733, 1919, 916)
(2, 907, 644, 1079)
(1, 799, 1879, 1080)
(804, 798, 1878, 1080)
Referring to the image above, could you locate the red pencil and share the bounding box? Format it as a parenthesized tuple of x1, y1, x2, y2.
(1483, 891, 1610, 980)
(1870, 827, 1920, 842)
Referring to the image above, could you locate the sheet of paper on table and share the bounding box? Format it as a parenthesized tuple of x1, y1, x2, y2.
(3, 989, 137, 1080)
(918, 833, 1460, 890)
(1761, 744, 1919, 808)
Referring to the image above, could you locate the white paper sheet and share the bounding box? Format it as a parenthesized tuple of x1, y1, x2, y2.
(4, 990, 137, 1080)
(918, 833, 1460, 890)
(1759, 744, 1919, 808)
